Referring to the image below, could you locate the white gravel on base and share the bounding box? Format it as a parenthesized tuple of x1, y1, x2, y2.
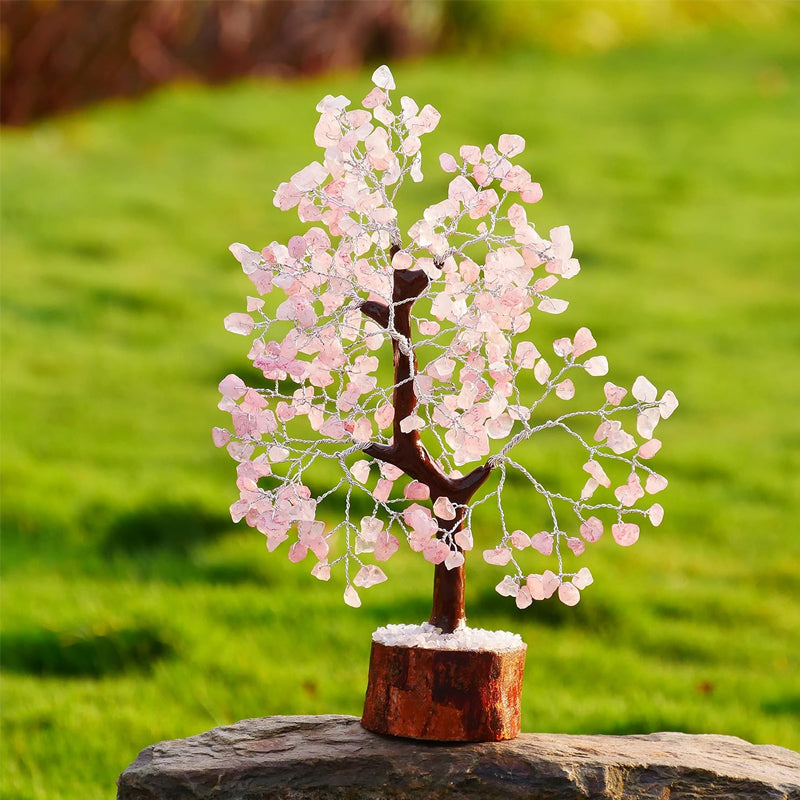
(372, 622, 525, 651)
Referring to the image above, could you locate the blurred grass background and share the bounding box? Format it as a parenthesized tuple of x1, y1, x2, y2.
(2, 2, 800, 799)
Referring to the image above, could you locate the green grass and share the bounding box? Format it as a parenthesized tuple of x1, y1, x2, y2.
(2, 22, 800, 800)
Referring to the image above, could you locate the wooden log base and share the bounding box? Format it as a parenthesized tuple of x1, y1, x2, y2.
(361, 639, 527, 742)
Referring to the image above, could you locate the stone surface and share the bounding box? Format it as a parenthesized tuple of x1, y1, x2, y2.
(117, 714, 800, 800)
(362, 641, 526, 741)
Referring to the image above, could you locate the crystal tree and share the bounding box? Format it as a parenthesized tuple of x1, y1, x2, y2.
(216, 64, 676, 669)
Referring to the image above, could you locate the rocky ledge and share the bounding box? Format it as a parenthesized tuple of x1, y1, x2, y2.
(117, 713, 800, 799)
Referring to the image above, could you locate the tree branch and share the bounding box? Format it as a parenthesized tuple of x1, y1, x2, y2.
(359, 252, 494, 632)
(359, 255, 491, 506)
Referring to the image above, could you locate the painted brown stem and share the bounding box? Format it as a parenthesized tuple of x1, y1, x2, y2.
(360, 252, 492, 633)
(429, 510, 467, 632)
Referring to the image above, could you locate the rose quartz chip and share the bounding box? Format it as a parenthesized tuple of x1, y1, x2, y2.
(632, 375, 658, 403)
(558, 582, 581, 606)
(374, 529, 399, 561)
(448, 175, 476, 203)
(514, 341, 540, 369)
(530, 531, 554, 555)
(372, 478, 394, 502)
(287, 235, 306, 259)
(360, 516, 384, 540)
(648, 503, 665, 526)
(403, 135, 422, 157)
(555, 379, 575, 400)
(404, 481, 430, 500)
(566, 537, 585, 556)
(581, 478, 600, 500)
(404, 503, 435, 533)
(273, 181, 301, 210)
(212, 427, 231, 447)
(374, 404, 394, 429)
(584, 355, 609, 376)
(534, 359, 551, 385)
(350, 460, 370, 483)
(433, 496, 456, 520)
(537, 297, 569, 314)
(265, 529, 288, 552)
(219, 374, 247, 399)
(541, 569, 560, 598)
(399, 414, 424, 433)
(533, 275, 558, 293)
(553, 337, 573, 357)
(411, 103, 442, 134)
(579, 516, 604, 543)
(291, 161, 328, 191)
(500, 165, 531, 192)
(515, 586, 533, 609)
(439, 153, 458, 172)
(268, 446, 289, 462)
(460, 258, 480, 283)
(459, 145, 482, 164)
(638, 439, 662, 459)
(371, 64, 395, 90)
(217, 397, 238, 414)
(607, 426, 637, 455)
(418, 320, 440, 336)
(362, 87, 387, 108)
(344, 585, 362, 608)
(320, 416, 345, 440)
(507, 203, 527, 229)
(510, 529, 531, 549)
(311, 561, 331, 581)
(614, 473, 645, 507)
(229, 242, 262, 273)
(571, 327, 596, 357)
(604, 382, 628, 406)
(572, 567, 594, 590)
(354, 565, 388, 588)
(454, 529, 473, 550)
(315, 93, 349, 113)
(583, 460, 611, 488)
(526, 574, 545, 601)
(498, 133, 525, 156)
(637, 407, 661, 439)
(390, 249, 412, 270)
(520, 182, 543, 203)
(428, 357, 455, 381)
(660, 390, 679, 419)
(645, 473, 668, 494)
(445, 549, 465, 570)
(612, 522, 640, 546)
(352, 416, 373, 442)
(423, 539, 450, 565)
(496, 575, 519, 597)
(483, 547, 512, 566)
(288, 541, 307, 563)
(486, 414, 513, 439)
(224, 313, 254, 335)
(472, 163, 490, 186)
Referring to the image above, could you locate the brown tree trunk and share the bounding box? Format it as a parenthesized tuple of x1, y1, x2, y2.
(428, 509, 469, 633)
(360, 258, 491, 631)
(429, 559, 466, 633)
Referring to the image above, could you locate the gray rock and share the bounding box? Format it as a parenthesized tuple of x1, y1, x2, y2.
(117, 714, 800, 799)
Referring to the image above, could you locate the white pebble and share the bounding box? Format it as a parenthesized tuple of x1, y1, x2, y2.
(372, 622, 524, 652)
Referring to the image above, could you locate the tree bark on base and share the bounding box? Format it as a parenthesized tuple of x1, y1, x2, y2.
(361, 640, 526, 741)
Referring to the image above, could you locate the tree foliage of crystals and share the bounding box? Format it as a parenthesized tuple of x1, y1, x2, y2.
(215, 65, 678, 612)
